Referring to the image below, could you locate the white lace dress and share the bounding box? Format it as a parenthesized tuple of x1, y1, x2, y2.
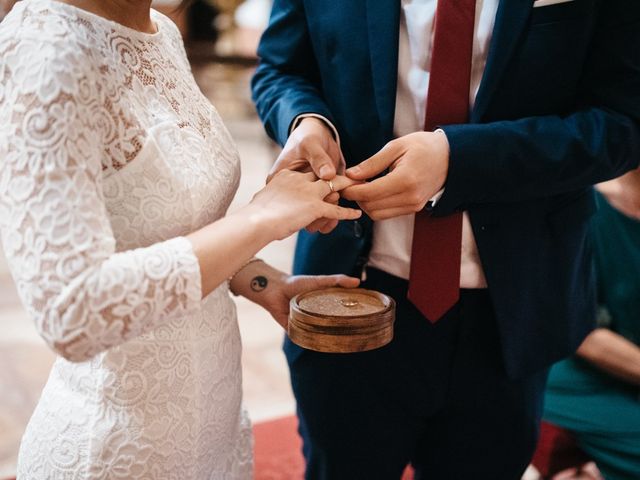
(0, 1, 252, 478)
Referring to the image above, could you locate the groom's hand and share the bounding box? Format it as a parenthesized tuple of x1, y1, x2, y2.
(267, 117, 344, 182)
(342, 131, 449, 221)
(268, 116, 345, 233)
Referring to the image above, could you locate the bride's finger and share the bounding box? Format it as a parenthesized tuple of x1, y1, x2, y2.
(313, 175, 361, 196)
(321, 204, 362, 221)
(306, 217, 333, 233)
(318, 219, 339, 234)
(332, 174, 363, 191)
(324, 191, 340, 203)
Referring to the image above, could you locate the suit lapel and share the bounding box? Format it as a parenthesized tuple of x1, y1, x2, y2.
(472, 0, 533, 121)
(366, 0, 401, 140)
(365, 0, 532, 129)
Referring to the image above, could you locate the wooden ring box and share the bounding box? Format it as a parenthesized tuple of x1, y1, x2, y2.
(288, 288, 396, 353)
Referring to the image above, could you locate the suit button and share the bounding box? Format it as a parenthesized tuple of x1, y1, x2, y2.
(354, 221, 363, 238)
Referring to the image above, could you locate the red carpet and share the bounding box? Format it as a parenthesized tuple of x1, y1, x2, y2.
(254, 415, 414, 479)
(530, 421, 591, 478)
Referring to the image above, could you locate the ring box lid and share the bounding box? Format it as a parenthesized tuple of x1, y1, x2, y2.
(290, 288, 394, 329)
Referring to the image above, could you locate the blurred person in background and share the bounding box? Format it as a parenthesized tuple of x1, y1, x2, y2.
(530, 169, 640, 480)
(0, 0, 361, 478)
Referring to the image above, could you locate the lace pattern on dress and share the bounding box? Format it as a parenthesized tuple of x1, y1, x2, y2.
(1, 1, 249, 477)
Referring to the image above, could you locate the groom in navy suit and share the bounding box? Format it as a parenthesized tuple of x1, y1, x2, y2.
(252, 0, 640, 478)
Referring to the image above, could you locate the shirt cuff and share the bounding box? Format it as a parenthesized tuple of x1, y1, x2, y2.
(291, 113, 341, 147)
(427, 129, 448, 208)
(428, 189, 445, 208)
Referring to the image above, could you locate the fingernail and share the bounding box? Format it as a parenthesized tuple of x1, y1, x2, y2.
(347, 166, 360, 176)
(319, 165, 332, 178)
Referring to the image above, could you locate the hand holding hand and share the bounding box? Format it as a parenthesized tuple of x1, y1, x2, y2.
(268, 117, 345, 233)
(250, 170, 361, 241)
(268, 116, 344, 182)
(342, 131, 450, 220)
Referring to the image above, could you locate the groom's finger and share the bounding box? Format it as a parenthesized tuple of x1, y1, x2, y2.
(365, 206, 415, 221)
(340, 171, 405, 202)
(346, 141, 403, 180)
(359, 191, 420, 212)
(307, 143, 339, 180)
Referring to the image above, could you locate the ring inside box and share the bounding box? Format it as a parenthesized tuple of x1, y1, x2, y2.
(288, 288, 396, 353)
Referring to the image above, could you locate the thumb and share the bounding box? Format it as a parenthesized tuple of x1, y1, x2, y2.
(308, 143, 339, 180)
(346, 142, 402, 180)
(314, 274, 361, 289)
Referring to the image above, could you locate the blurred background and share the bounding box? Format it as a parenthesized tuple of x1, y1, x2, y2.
(0, 1, 302, 477)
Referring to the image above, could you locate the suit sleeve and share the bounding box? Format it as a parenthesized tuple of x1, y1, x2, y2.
(251, 0, 335, 147)
(435, 1, 640, 215)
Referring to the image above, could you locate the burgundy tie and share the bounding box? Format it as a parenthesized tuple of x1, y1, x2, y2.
(407, 0, 476, 322)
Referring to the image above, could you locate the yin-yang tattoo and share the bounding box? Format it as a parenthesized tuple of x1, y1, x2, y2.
(250, 275, 268, 292)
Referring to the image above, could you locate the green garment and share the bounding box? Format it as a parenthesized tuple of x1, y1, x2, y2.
(543, 193, 640, 480)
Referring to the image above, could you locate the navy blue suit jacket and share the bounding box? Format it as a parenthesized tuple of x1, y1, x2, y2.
(251, 0, 640, 377)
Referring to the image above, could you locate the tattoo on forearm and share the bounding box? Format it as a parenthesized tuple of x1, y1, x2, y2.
(250, 276, 268, 292)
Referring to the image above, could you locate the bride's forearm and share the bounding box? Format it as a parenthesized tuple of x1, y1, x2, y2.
(187, 204, 277, 298)
(188, 170, 362, 299)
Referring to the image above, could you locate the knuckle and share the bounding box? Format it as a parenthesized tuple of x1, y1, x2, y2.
(271, 169, 285, 180)
(360, 191, 373, 201)
(407, 177, 421, 190)
(409, 192, 423, 205)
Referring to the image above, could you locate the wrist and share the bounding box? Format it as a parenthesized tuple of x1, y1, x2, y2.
(298, 116, 335, 138)
(229, 258, 263, 295)
(237, 204, 280, 247)
(232, 259, 288, 306)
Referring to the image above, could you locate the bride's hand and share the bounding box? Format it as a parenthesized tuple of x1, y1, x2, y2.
(264, 274, 361, 329)
(249, 170, 362, 241)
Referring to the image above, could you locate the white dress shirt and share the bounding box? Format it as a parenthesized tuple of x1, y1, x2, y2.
(367, 0, 499, 287)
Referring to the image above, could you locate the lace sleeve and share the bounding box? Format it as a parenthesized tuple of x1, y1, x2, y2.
(0, 40, 202, 362)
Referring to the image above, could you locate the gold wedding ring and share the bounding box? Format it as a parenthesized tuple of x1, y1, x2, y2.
(325, 180, 335, 194)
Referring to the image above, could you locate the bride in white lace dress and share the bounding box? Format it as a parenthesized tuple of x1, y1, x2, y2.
(0, 0, 361, 478)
